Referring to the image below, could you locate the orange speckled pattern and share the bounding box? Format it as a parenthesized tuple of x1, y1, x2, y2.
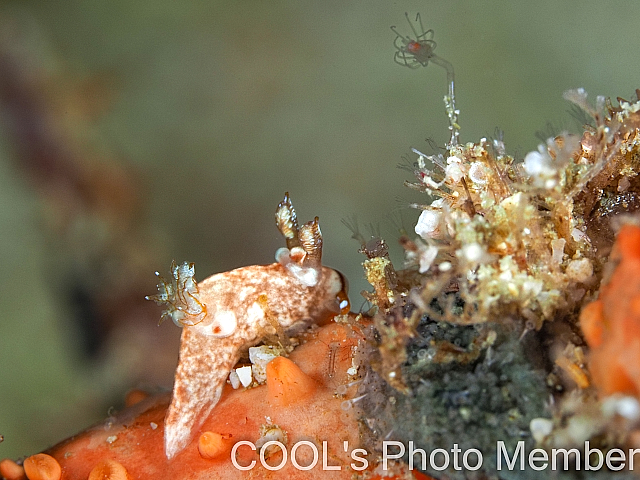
(581, 224, 640, 396)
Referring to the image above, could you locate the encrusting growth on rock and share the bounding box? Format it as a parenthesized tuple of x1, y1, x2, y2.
(339, 14, 640, 479)
(5, 319, 409, 479)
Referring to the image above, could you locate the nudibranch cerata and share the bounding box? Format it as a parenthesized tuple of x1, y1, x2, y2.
(147, 193, 349, 459)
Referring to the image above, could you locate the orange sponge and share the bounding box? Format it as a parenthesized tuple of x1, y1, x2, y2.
(581, 224, 640, 396)
(1, 319, 376, 479)
(580, 300, 604, 348)
(614, 224, 640, 261)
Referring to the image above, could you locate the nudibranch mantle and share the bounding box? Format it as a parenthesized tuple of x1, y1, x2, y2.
(148, 193, 349, 459)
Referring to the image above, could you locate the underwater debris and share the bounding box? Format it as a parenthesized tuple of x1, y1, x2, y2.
(346, 226, 417, 392)
(400, 89, 640, 330)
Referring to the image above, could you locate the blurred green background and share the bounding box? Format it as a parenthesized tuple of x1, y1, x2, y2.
(1, 0, 639, 459)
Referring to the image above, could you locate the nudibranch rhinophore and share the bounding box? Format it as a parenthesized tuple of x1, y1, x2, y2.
(147, 193, 350, 459)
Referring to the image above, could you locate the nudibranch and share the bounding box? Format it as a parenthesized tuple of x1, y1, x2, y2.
(147, 193, 349, 459)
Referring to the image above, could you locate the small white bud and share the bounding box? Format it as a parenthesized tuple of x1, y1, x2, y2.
(415, 209, 442, 240)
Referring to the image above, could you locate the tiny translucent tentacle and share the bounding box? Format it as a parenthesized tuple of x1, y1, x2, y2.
(391, 13, 460, 147)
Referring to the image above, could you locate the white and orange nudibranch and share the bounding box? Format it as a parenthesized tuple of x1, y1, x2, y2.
(147, 193, 349, 459)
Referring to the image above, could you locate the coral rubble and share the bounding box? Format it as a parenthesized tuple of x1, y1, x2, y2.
(351, 87, 640, 479)
(404, 88, 640, 330)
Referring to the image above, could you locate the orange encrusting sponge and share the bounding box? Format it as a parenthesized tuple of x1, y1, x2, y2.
(580, 300, 604, 349)
(581, 224, 640, 396)
(1, 318, 383, 479)
(0, 318, 430, 479)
